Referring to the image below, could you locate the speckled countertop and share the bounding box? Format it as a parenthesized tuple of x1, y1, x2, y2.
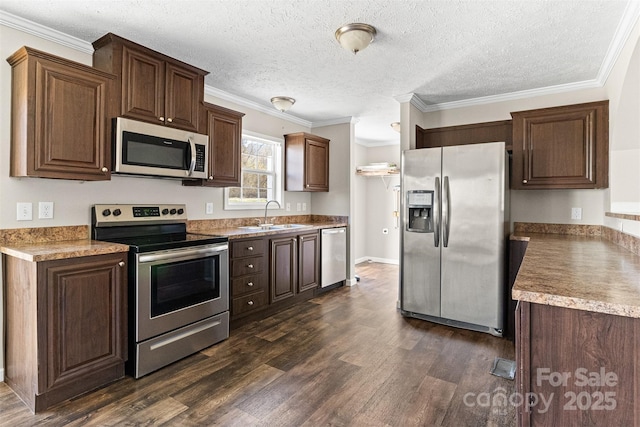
(511, 233, 640, 318)
(1, 240, 130, 262)
(1, 221, 347, 262)
(189, 221, 347, 239)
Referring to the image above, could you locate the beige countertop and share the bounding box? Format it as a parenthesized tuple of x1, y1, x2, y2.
(511, 233, 640, 318)
(191, 221, 347, 239)
(1, 222, 347, 261)
(1, 239, 130, 262)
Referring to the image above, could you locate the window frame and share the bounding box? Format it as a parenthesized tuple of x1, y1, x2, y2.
(223, 130, 283, 210)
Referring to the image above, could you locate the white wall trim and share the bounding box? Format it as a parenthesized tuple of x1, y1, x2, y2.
(355, 257, 399, 265)
(0, 10, 93, 54)
(597, 0, 640, 85)
(0, 367, 4, 382)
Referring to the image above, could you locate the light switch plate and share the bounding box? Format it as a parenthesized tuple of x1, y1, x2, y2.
(205, 202, 214, 214)
(17, 202, 33, 221)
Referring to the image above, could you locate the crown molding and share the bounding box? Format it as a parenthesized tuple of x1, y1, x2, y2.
(355, 139, 400, 147)
(311, 117, 353, 128)
(0, 10, 93, 54)
(597, 0, 640, 85)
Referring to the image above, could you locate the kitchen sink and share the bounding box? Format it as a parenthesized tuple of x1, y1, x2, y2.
(237, 224, 308, 231)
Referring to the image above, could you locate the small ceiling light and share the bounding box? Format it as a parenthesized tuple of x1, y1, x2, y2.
(391, 122, 401, 133)
(335, 23, 377, 54)
(270, 96, 296, 112)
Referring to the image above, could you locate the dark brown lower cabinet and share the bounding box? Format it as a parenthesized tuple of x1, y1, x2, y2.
(516, 301, 639, 426)
(4, 252, 128, 413)
(230, 231, 320, 326)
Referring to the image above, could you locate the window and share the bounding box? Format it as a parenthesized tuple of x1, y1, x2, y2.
(224, 131, 282, 210)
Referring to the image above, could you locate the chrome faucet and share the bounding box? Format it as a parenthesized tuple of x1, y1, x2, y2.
(263, 200, 281, 225)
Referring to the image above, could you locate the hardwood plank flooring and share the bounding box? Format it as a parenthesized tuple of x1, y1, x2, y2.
(0, 262, 516, 426)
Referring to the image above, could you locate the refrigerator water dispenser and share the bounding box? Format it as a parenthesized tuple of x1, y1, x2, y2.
(406, 190, 434, 232)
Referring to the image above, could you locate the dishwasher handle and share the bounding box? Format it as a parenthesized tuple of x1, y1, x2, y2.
(322, 228, 345, 234)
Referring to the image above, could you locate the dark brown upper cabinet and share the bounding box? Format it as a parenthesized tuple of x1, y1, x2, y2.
(284, 132, 330, 192)
(7, 47, 115, 180)
(92, 33, 208, 132)
(183, 102, 244, 187)
(511, 101, 609, 189)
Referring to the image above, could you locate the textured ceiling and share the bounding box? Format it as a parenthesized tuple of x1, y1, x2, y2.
(0, 0, 637, 145)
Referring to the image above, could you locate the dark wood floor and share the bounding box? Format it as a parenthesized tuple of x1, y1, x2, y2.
(0, 262, 516, 426)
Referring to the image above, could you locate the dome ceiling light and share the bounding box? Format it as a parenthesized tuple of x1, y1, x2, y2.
(270, 96, 296, 112)
(335, 23, 377, 54)
(390, 122, 401, 133)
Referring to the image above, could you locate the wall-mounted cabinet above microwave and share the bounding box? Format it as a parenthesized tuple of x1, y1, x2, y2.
(113, 117, 208, 180)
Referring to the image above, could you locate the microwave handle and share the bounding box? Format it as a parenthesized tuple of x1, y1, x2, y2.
(186, 137, 197, 177)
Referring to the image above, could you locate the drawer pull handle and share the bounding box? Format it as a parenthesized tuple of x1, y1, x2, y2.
(247, 300, 254, 306)
(248, 246, 254, 251)
(247, 282, 254, 287)
(247, 264, 254, 269)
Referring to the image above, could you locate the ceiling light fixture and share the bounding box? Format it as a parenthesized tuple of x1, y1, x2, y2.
(335, 23, 377, 54)
(270, 96, 296, 112)
(390, 122, 401, 133)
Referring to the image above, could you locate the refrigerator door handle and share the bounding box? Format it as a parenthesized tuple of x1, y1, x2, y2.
(434, 177, 441, 247)
(443, 175, 450, 247)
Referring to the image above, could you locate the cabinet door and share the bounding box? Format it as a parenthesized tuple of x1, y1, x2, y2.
(202, 104, 243, 186)
(121, 45, 165, 124)
(38, 254, 127, 398)
(270, 236, 297, 302)
(164, 62, 202, 131)
(304, 137, 329, 191)
(298, 232, 319, 293)
(8, 47, 114, 180)
(511, 101, 608, 189)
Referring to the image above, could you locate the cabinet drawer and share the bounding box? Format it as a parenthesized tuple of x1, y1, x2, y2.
(231, 273, 267, 297)
(231, 256, 264, 276)
(232, 239, 265, 257)
(232, 291, 267, 316)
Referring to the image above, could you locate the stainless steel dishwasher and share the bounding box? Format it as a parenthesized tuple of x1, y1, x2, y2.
(321, 227, 347, 287)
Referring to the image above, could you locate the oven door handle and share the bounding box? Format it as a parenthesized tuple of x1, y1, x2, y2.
(138, 245, 228, 263)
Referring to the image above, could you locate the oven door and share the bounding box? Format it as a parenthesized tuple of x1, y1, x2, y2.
(135, 243, 228, 342)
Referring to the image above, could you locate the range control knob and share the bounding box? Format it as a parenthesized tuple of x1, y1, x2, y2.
(170, 208, 177, 215)
(162, 208, 169, 215)
(102, 209, 111, 217)
(177, 208, 184, 215)
(113, 209, 122, 216)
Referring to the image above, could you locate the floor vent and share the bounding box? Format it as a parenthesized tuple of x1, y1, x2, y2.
(490, 357, 515, 380)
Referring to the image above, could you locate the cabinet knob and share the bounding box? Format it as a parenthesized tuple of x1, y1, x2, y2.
(247, 264, 254, 269)
(101, 167, 108, 173)
(118, 261, 125, 267)
(159, 116, 165, 122)
(167, 117, 173, 123)
(306, 184, 310, 188)
(248, 246, 254, 251)
(209, 176, 213, 180)
(522, 179, 528, 184)
(247, 282, 254, 287)
(247, 300, 254, 306)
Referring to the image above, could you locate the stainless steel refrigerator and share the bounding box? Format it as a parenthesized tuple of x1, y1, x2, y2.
(400, 141, 509, 336)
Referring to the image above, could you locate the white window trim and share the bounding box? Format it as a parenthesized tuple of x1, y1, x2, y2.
(223, 130, 283, 210)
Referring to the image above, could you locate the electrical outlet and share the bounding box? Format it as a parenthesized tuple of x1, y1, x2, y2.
(296, 202, 301, 212)
(38, 202, 54, 219)
(17, 202, 33, 221)
(205, 202, 214, 214)
(302, 202, 307, 211)
(286, 203, 291, 212)
(571, 207, 582, 220)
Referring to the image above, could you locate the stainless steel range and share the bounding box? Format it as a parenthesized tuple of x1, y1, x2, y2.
(91, 204, 229, 378)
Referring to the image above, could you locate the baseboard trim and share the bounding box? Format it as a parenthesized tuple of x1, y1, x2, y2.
(355, 256, 399, 265)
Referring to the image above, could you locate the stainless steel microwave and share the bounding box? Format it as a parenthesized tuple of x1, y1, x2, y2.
(114, 117, 208, 179)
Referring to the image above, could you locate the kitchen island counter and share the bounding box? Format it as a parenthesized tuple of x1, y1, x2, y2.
(511, 233, 640, 318)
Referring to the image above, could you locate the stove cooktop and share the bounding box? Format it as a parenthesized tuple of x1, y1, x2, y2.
(91, 204, 227, 253)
